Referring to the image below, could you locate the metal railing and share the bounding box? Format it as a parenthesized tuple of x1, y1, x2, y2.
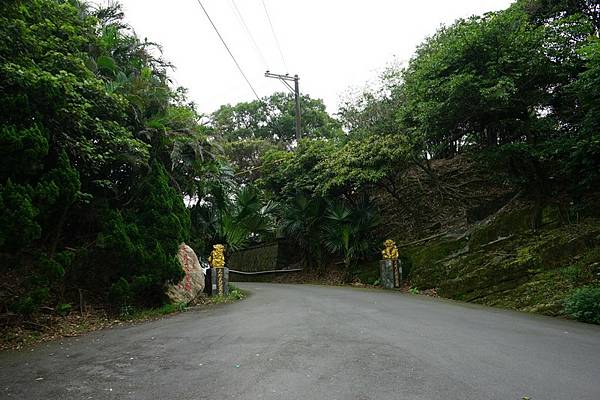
(228, 268, 303, 275)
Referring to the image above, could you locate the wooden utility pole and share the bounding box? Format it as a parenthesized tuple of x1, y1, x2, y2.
(265, 71, 301, 141)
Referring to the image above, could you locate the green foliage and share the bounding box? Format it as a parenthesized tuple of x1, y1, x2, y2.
(56, 303, 72, 317)
(0, 0, 206, 315)
(3, 0, 600, 318)
(0, 125, 49, 179)
(336, 0, 599, 199)
(210, 284, 246, 303)
(228, 285, 245, 301)
(563, 38, 600, 190)
(278, 193, 328, 269)
(259, 139, 338, 200)
(561, 247, 600, 285)
(211, 92, 342, 146)
(222, 139, 280, 184)
(337, 66, 403, 139)
(210, 93, 342, 186)
(400, 6, 565, 156)
(84, 162, 190, 307)
(322, 197, 381, 269)
(318, 134, 413, 196)
(10, 288, 49, 317)
(276, 192, 381, 270)
(563, 286, 600, 324)
(191, 184, 276, 254)
(0, 180, 41, 251)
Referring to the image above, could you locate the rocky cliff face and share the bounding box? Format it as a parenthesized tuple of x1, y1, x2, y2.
(404, 202, 600, 317)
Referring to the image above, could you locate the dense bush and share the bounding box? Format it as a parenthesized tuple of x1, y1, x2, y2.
(0, 0, 210, 314)
(563, 286, 600, 324)
(68, 162, 190, 307)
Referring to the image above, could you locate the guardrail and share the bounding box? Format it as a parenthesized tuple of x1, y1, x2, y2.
(228, 268, 303, 275)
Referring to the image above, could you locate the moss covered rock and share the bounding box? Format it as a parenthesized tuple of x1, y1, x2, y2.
(405, 206, 600, 320)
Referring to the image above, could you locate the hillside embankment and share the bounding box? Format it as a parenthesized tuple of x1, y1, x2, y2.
(231, 155, 600, 321)
(402, 200, 600, 316)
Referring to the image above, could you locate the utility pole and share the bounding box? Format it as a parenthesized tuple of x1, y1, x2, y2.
(265, 71, 301, 141)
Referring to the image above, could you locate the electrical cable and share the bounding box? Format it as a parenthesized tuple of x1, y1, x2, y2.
(230, 0, 269, 69)
(194, 0, 261, 101)
(261, 0, 288, 72)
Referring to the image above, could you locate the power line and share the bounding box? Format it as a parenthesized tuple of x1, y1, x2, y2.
(230, 0, 269, 69)
(261, 0, 288, 73)
(194, 0, 261, 101)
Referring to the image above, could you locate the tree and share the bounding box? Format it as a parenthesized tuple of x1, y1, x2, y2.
(519, 0, 600, 34)
(321, 197, 380, 271)
(564, 37, 600, 190)
(191, 185, 277, 254)
(258, 139, 335, 201)
(211, 92, 342, 146)
(76, 161, 190, 307)
(210, 93, 342, 184)
(337, 66, 404, 140)
(221, 139, 280, 184)
(279, 194, 328, 270)
(0, 0, 209, 313)
(399, 8, 556, 156)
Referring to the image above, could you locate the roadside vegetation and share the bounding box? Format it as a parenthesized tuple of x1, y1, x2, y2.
(1, 0, 599, 339)
(1, 285, 246, 351)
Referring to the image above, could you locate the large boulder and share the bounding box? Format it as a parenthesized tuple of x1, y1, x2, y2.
(166, 243, 206, 304)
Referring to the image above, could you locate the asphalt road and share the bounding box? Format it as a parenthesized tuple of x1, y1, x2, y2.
(1, 283, 600, 400)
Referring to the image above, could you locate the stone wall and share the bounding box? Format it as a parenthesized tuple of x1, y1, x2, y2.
(228, 239, 302, 275)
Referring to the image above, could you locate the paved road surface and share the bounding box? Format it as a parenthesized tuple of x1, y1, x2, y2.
(1, 283, 599, 399)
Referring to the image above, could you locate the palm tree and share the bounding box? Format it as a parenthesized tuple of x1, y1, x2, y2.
(279, 194, 327, 270)
(220, 185, 277, 251)
(192, 184, 277, 254)
(322, 202, 354, 269)
(321, 196, 381, 271)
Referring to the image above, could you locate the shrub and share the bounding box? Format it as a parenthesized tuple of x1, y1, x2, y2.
(10, 288, 49, 316)
(229, 287, 245, 300)
(67, 161, 191, 309)
(56, 303, 72, 316)
(563, 286, 600, 324)
(409, 287, 420, 295)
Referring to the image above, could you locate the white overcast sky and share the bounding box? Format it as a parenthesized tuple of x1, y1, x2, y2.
(114, 0, 514, 114)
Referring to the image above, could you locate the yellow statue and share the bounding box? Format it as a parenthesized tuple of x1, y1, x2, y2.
(208, 244, 225, 268)
(382, 239, 399, 260)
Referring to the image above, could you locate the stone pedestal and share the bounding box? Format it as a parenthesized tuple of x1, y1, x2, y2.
(379, 260, 402, 289)
(210, 267, 229, 296)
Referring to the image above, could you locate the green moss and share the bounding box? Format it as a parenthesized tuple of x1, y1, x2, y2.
(515, 246, 541, 271)
(469, 207, 536, 248)
(541, 204, 570, 227)
(404, 238, 467, 288)
(404, 208, 600, 317)
(476, 268, 572, 315)
(560, 246, 600, 285)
